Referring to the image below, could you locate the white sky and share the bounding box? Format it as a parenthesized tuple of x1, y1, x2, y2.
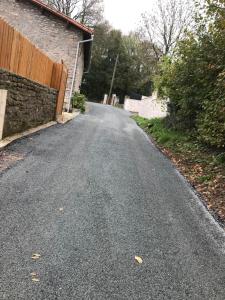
(104, 0, 154, 34)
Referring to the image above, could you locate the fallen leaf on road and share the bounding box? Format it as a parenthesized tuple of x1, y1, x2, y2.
(32, 253, 41, 260)
(135, 256, 143, 264)
(31, 272, 40, 282)
(59, 208, 64, 212)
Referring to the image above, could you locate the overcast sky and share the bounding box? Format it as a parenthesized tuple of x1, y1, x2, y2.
(104, 0, 154, 34)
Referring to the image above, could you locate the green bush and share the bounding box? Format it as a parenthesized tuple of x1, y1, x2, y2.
(197, 97, 225, 148)
(155, 34, 218, 131)
(197, 175, 212, 183)
(214, 152, 225, 164)
(72, 92, 86, 113)
(154, 31, 225, 148)
(132, 116, 188, 147)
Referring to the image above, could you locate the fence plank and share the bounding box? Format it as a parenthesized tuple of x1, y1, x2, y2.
(0, 22, 14, 69)
(56, 64, 68, 116)
(0, 17, 68, 116)
(51, 63, 63, 90)
(0, 18, 68, 90)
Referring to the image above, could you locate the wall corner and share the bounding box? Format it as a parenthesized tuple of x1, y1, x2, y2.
(0, 90, 7, 140)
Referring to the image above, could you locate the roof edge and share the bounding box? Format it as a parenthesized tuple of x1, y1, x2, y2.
(26, 0, 94, 35)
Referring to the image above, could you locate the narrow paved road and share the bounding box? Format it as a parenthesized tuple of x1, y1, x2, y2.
(1, 103, 225, 300)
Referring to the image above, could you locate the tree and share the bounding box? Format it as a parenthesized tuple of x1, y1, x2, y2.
(45, 0, 79, 16)
(154, 0, 225, 147)
(78, 0, 103, 25)
(81, 23, 156, 102)
(120, 34, 157, 96)
(81, 23, 124, 101)
(140, 0, 194, 59)
(45, 0, 103, 26)
(206, 0, 225, 15)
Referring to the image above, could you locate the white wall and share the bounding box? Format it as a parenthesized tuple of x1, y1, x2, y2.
(124, 99, 141, 113)
(124, 93, 168, 119)
(139, 95, 168, 119)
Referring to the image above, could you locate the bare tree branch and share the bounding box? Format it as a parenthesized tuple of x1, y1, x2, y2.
(140, 0, 194, 59)
(44, 0, 103, 26)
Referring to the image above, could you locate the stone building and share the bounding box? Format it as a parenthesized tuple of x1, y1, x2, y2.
(0, 0, 93, 106)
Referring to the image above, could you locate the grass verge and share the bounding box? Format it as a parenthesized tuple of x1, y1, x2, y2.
(133, 115, 225, 224)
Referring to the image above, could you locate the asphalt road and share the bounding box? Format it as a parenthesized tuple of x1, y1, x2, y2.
(1, 103, 225, 300)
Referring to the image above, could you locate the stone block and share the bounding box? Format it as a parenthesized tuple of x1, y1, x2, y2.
(0, 68, 57, 138)
(0, 90, 7, 140)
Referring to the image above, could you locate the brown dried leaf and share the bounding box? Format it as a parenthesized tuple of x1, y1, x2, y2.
(135, 256, 143, 264)
(32, 253, 41, 260)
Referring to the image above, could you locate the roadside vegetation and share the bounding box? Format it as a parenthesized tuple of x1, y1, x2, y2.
(51, 0, 225, 222)
(133, 115, 225, 223)
(72, 92, 86, 113)
(81, 23, 156, 101)
(146, 1, 224, 147)
(131, 0, 225, 225)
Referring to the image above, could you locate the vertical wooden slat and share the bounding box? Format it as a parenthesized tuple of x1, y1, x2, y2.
(0, 17, 68, 117)
(0, 17, 68, 88)
(0, 21, 14, 69)
(0, 19, 5, 60)
(56, 63, 68, 116)
(51, 63, 63, 90)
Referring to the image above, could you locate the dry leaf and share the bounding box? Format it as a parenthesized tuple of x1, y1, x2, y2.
(135, 256, 143, 264)
(59, 208, 64, 212)
(32, 253, 41, 260)
(32, 277, 40, 282)
(31, 272, 37, 276)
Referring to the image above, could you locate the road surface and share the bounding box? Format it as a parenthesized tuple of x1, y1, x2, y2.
(1, 103, 225, 299)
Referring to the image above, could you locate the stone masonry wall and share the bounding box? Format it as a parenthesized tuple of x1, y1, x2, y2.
(0, 0, 85, 103)
(0, 69, 57, 138)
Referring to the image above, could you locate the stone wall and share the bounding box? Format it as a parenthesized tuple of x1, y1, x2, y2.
(0, 69, 57, 138)
(0, 0, 85, 103)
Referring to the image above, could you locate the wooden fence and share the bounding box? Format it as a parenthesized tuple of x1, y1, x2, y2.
(0, 17, 68, 115)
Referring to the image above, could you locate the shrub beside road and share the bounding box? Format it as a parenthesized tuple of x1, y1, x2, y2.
(133, 116, 225, 225)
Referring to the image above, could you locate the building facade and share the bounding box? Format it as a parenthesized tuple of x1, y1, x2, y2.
(0, 0, 93, 105)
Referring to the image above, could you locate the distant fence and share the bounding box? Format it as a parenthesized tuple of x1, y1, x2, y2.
(0, 18, 67, 115)
(51, 62, 68, 115)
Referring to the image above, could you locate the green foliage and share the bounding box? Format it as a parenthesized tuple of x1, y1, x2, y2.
(214, 152, 225, 164)
(197, 175, 212, 183)
(81, 22, 156, 102)
(197, 97, 225, 148)
(132, 116, 188, 147)
(154, 2, 225, 148)
(133, 116, 225, 171)
(72, 92, 86, 113)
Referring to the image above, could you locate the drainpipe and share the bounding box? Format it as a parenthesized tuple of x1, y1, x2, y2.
(67, 35, 94, 112)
